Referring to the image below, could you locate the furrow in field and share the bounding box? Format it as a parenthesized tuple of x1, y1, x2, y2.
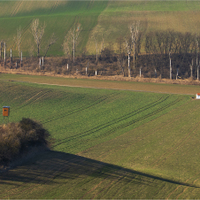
(1, 154, 86, 198)
(52, 95, 169, 148)
(80, 173, 112, 199)
(91, 170, 127, 199)
(93, 96, 185, 161)
(101, 96, 183, 137)
(41, 92, 117, 125)
(14, 90, 49, 110)
(2, 154, 111, 199)
(10, 1, 23, 17)
(55, 96, 184, 151)
(93, 96, 183, 145)
(47, 1, 58, 15)
(166, 173, 200, 199)
(59, 96, 184, 155)
(175, 179, 199, 199)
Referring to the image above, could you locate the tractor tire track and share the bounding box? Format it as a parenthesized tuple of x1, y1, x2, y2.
(175, 179, 199, 199)
(92, 95, 184, 143)
(14, 90, 49, 110)
(10, 1, 23, 17)
(41, 92, 118, 125)
(166, 173, 200, 199)
(48, 1, 58, 15)
(53, 95, 171, 148)
(91, 171, 127, 199)
(2, 155, 89, 198)
(92, 96, 184, 161)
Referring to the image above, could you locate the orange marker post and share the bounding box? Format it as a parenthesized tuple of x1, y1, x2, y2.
(3, 106, 10, 117)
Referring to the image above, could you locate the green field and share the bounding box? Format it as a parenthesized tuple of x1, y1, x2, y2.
(1, 0, 200, 56)
(1, 74, 200, 198)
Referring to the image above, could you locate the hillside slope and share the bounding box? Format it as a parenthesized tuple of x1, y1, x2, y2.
(0, 1, 200, 56)
(1, 75, 200, 198)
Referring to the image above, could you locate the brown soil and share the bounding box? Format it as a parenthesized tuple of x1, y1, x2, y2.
(1, 67, 200, 86)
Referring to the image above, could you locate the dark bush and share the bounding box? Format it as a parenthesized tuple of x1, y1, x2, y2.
(0, 118, 50, 165)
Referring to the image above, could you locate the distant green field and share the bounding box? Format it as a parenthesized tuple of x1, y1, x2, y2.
(1, 74, 200, 198)
(0, 0, 200, 56)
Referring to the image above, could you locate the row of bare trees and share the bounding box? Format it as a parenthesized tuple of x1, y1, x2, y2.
(3, 18, 200, 80)
(0, 18, 83, 70)
(145, 30, 200, 55)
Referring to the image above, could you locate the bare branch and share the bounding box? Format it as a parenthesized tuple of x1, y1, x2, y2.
(31, 19, 46, 57)
(44, 33, 57, 57)
(63, 23, 82, 62)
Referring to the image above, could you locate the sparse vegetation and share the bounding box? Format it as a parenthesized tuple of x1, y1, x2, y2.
(0, 118, 49, 165)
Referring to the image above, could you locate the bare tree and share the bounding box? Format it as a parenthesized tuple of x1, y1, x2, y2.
(31, 19, 45, 58)
(169, 52, 172, 79)
(3, 41, 6, 66)
(125, 21, 140, 77)
(190, 59, 193, 79)
(196, 35, 199, 80)
(44, 33, 57, 57)
(92, 34, 105, 64)
(63, 23, 82, 63)
(94, 36, 99, 63)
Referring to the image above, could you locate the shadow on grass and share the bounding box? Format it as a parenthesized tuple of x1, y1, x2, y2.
(0, 150, 198, 189)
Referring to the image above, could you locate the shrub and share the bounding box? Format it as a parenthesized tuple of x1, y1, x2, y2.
(0, 118, 50, 165)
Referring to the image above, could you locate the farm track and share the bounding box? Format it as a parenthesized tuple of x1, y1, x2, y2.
(48, 1, 58, 15)
(10, 1, 23, 17)
(99, 96, 184, 138)
(41, 92, 118, 125)
(52, 95, 169, 148)
(93, 96, 186, 161)
(12, 90, 48, 111)
(53, 95, 183, 150)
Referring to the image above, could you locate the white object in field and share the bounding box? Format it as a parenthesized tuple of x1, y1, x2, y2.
(196, 93, 200, 99)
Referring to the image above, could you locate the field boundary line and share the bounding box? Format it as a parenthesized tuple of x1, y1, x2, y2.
(8, 80, 194, 96)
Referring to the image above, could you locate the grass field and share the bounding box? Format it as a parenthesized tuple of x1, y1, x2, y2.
(1, 0, 200, 56)
(1, 74, 200, 198)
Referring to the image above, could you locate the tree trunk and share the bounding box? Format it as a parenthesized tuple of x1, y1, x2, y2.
(169, 52, 172, 79)
(190, 59, 193, 79)
(10, 49, 12, 68)
(73, 36, 75, 63)
(37, 44, 40, 58)
(4, 42, 6, 67)
(128, 52, 131, 77)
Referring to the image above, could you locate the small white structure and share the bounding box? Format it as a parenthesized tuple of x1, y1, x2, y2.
(196, 93, 200, 99)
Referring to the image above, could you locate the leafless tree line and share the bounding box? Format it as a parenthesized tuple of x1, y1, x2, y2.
(3, 18, 200, 80)
(145, 30, 199, 55)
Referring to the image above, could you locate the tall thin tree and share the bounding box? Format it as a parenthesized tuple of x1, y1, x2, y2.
(31, 19, 45, 58)
(125, 21, 140, 77)
(63, 23, 82, 63)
